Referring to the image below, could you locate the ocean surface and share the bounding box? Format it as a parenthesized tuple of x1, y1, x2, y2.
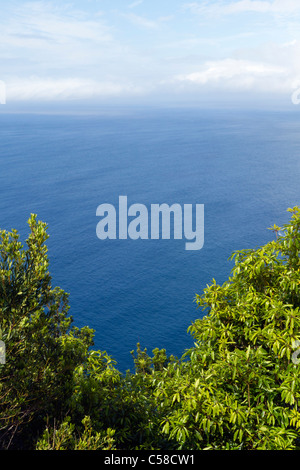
(0, 106, 299, 371)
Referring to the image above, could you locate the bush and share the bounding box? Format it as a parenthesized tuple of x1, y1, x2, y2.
(0, 215, 94, 448)
(1, 208, 300, 450)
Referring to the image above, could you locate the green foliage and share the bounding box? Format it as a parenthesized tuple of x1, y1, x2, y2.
(0, 215, 95, 449)
(1, 208, 300, 450)
(153, 206, 300, 450)
(36, 416, 116, 450)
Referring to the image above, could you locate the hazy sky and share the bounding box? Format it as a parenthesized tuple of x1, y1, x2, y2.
(1, 0, 300, 107)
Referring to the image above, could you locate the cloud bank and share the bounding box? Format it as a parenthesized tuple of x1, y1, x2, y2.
(1, 1, 300, 106)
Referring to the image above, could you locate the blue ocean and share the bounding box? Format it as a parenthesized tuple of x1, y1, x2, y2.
(0, 107, 299, 371)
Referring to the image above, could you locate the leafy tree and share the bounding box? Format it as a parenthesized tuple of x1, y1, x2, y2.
(2, 208, 300, 450)
(36, 416, 116, 450)
(0, 215, 172, 450)
(152, 206, 300, 449)
(0, 215, 95, 449)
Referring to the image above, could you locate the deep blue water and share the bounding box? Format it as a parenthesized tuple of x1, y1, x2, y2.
(0, 107, 299, 371)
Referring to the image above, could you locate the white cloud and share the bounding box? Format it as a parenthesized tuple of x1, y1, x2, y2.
(1, 1, 300, 104)
(128, 0, 144, 9)
(120, 12, 159, 29)
(0, 1, 116, 73)
(6, 77, 144, 101)
(184, 0, 300, 16)
(7, 2, 112, 42)
(120, 10, 173, 30)
(175, 58, 291, 93)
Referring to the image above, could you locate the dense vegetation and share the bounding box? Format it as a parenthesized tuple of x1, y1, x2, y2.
(1, 208, 300, 450)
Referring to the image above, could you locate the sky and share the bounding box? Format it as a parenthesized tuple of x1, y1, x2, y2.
(1, 0, 300, 108)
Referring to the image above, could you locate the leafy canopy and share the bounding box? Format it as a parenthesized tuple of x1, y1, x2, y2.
(1, 208, 300, 450)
